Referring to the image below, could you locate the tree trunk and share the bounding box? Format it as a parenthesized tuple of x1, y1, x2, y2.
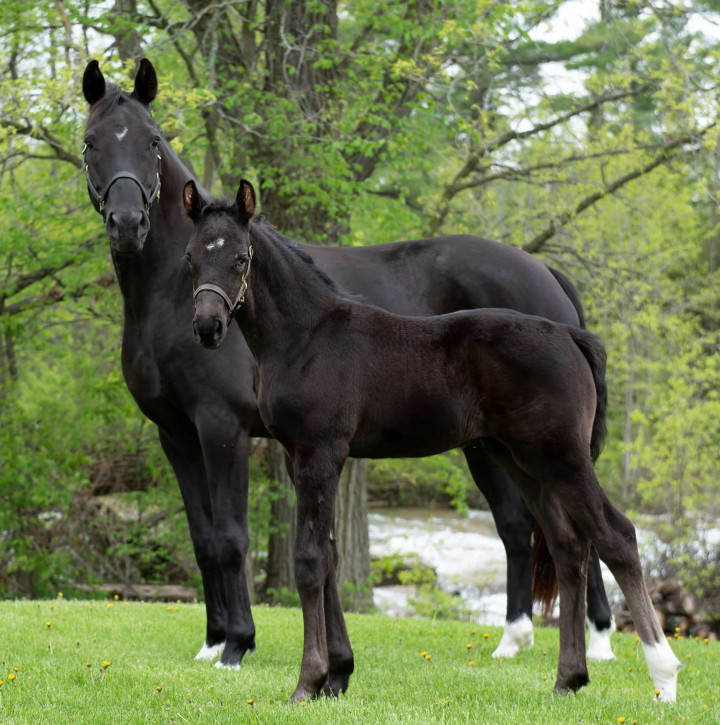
(264, 439, 296, 596)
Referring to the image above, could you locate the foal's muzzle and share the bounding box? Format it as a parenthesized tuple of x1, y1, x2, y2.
(193, 293, 229, 349)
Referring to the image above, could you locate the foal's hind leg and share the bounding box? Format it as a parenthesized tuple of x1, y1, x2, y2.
(483, 439, 590, 693)
(464, 442, 534, 657)
(512, 448, 682, 701)
(586, 547, 616, 660)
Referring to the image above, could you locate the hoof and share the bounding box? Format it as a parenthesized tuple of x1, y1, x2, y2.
(586, 617, 616, 661)
(322, 673, 351, 697)
(492, 615, 534, 659)
(214, 660, 241, 671)
(216, 641, 256, 668)
(195, 641, 225, 661)
(554, 672, 590, 694)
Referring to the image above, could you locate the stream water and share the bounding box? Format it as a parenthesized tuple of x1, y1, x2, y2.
(368, 507, 620, 624)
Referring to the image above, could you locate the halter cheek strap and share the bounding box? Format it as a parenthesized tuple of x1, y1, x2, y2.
(83, 144, 162, 218)
(192, 244, 254, 322)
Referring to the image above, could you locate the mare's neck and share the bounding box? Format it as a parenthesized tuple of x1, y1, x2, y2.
(236, 227, 342, 361)
(112, 139, 196, 323)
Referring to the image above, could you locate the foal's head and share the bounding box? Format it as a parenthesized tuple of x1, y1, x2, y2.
(82, 59, 161, 254)
(183, 179, 257, 349)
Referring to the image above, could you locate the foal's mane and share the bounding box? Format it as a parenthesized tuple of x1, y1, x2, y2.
(200, 201, 354, 299)
(88, 84, 150, 118)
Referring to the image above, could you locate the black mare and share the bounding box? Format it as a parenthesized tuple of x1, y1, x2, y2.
(184, 179, 683, 702)
(81, 58, 614, 668)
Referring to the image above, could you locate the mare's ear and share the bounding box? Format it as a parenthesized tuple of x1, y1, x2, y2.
(183, 180, 205, 221)
(236, 179, 256, 225)
(133, 58, 158, 105)
(83, 60, 106, 105)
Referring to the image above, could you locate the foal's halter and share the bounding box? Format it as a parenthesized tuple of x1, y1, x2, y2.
(193, 244, 254, 322)
(83, 143, 162, 218)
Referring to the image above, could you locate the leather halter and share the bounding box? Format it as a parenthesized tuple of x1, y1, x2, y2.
(193, 244, 254, 322)
(83, 143, 162, 218)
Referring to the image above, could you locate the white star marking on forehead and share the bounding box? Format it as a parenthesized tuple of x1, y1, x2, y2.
(206, 237, 225, 251)
(115, 127, 128, 141)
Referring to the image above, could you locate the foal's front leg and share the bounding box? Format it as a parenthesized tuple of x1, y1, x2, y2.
(290, 443, 349, 701)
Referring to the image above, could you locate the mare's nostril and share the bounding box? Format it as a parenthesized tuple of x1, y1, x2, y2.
(214, 319, 223, 340)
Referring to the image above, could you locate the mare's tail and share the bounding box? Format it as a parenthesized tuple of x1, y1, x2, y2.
(569, 327, 608, 463)
(548, 266, 586, 329)
(532, 523, 558, 618)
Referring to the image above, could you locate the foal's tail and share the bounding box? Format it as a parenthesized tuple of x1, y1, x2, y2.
(569, 327, 608, 463)
(548, 266, 586, 329)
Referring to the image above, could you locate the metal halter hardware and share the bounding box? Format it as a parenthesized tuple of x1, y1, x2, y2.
(193, 244, 254, 321)
(83, 143, 162, 218)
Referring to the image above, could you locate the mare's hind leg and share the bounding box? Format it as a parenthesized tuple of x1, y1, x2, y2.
(483, 439, 590, 693)
(463, 442, 534, 658)
(158, 428, 227, 660)
(586, 547, 616, 660)
(507, 444, 682, 701)
(322, 512, 354, 697)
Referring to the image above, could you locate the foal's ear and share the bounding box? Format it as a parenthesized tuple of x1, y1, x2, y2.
(83, 60, 106, 105)
(183, 180, 205, 222)
(236, 179, 256, 225)
(133, 58, 158, 105)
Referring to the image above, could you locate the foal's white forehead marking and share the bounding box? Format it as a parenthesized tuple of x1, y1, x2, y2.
(206, 237, 225, 251)
(115, 127, 128, 142)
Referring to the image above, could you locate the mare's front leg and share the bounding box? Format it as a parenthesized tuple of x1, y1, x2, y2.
(483, 439, 590, 694)
(196, 409, 256, 668)
(158, 428, 227, 660)
(464, 442, 534, 658)
(290, 443, 349, 701)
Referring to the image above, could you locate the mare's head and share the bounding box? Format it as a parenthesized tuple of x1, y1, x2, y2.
(82, 59, 162, 254)
(183, 179, 257, 349)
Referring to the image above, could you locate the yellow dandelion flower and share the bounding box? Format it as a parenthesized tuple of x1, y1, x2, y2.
(635, 636, 640, 642)
(468, 661, 475, 667)
(542, 675, 547, 681)
(654, 689, 660, 696)
(0, 681, 3, 687)
(465, 643, 472, 649)
(471, 630, 477, 635)
(156, 685, 163, 692)
(8, 674, 16, 681)
(167, 606, 173, 611)
(89, 606, 93, 611)
(675, 627, 680, 632)
(618, 718, 626, 724)
(300, 701, 306, 706)
(704, 638, 709, 644)
(678, 635, 684, 641)
(420, 651, 427, 657)
(628, 667, 632, 672)
(177, 599, 181, 604)
(425, 655, 431, 660)
(695, 636, 699, 642)
(50, 605, 54, 610)
(685, 654, 691, 659)
(45, 621, 52, 628)
(703, 705, 708, 710)
(107, 603, 113, 609)
(102, 661, 110, 669)
(174, 606, 179, 611)
(247, 699, 253, 705)
(483, 633, 489, 639)
(13, 668, 18, 672)
(113, 594, 119, 600)
(86, 663, 92, 668)
(58, 592, 63, 598)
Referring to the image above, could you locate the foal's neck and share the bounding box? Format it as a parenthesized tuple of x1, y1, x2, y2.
(237, 226, 343, 359)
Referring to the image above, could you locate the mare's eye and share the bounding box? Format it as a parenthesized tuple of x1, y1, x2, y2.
(151, 138, 160, 149)
(84, 140, 94, 150)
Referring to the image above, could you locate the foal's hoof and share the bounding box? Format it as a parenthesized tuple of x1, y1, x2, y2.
(322, 672, 352, 698)
(216, 642, 256, 669)
(554, 672, 590, 694)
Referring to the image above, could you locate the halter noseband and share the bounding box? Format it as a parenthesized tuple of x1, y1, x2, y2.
(193, 244, 254, 322)
(83, 143, 162, 218)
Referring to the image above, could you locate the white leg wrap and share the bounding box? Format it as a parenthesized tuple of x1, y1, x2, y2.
(586, 616, 616, 661)
(195, 641, 225, 662)
(642, 639, 682, 703)
(492, 615, 534, 658)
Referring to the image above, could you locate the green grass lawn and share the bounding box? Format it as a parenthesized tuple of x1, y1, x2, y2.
(0, 599, 717, 724)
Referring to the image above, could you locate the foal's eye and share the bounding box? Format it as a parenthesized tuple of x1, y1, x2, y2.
(184, 253, 192, 265)
(151, 138, 160, 149)
(235, 255, 248, 270)
(84, 140, 94, 150)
